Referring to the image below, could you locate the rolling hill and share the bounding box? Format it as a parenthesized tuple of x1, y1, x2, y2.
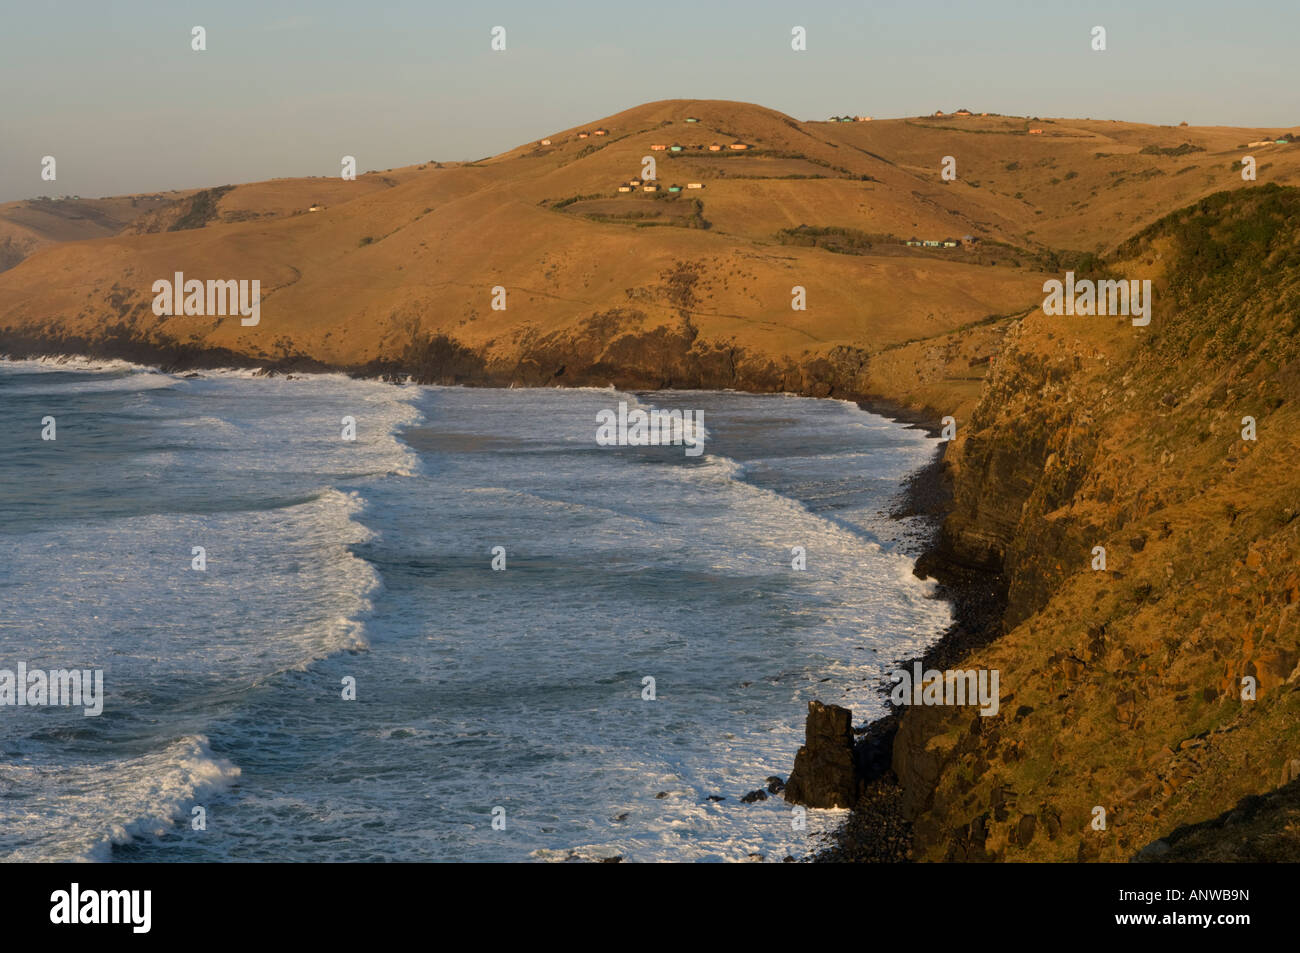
(3, 99, 1296, 420)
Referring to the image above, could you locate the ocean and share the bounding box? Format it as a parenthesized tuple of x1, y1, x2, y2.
(0, 358, 951, 862)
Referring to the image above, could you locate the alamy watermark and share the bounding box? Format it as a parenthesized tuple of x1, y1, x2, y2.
(890, 661, 999, 716)
(1042, 271, 1151, 326)
(596, 401, 704, 457)
(1, 662, 103, 716)
(152, 272, 260, 326)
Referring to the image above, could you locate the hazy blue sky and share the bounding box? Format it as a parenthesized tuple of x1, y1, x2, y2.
(2, 0, 1297, 202)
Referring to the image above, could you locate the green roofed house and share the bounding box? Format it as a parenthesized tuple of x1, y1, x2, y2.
(1277, 139, 1290, 145)
(669, 144, 684, 152)
(668, 185, 683, 192)
(685, 117, 699, 122)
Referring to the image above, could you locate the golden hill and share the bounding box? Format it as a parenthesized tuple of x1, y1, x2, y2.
(1, 99, 1298, 420)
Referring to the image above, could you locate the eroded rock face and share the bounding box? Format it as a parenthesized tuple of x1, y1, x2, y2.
(784, 701, 859, 809)
(888, 188, 1300, 862)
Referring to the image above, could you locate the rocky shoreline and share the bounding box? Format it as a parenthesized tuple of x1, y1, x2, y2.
(797, 400, 1010, 863)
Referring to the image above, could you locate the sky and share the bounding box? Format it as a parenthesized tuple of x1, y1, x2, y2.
(2, 0, 1297, 202)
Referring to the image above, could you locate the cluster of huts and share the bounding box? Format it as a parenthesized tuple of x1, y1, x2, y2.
(537, 128, 609, 146)
(615, 178, 704, 194)
(905, 235, 976, 248)
(649, 142, 749, 152)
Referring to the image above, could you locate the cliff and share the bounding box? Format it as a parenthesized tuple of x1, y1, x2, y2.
(893, 184, 1300, 861)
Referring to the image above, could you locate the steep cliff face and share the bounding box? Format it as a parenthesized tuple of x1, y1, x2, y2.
(896, 185, 1300, 861)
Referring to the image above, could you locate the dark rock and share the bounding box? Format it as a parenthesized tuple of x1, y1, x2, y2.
(765, 775, 786, 794)
(784, 701, 859, 808)
(1134, 839, 1170, 860)
(706, 795, 725, 802)
(1014, 813, 1037, 846)
(741, 789, 768, 803)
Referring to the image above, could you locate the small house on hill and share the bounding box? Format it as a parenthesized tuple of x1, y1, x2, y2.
(650, 144, 667, 151)
(729, 143, 750, 150)
(617, 186, 633, 192)
(540, 138, 552, 145)
(955, 109, 972, 117)
(593, 128, 608, 136)
(643, 184, 660, 192)
(1028, 128, 1044, 135)
(708, 143, 723, 151)
(686, 182, 703, 189)
(855, 116, 872, 122)
(669, 144, 684, 152)
(685, 117, 700, 123)
(668, 185, 683, 193)
(577, 131, 589, 139)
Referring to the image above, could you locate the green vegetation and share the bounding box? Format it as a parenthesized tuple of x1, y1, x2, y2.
(550, 193, 603, 210)
(776, 225, 904, 253)
(1139, 142, 1205, 157)
(169, 186, 235, 232)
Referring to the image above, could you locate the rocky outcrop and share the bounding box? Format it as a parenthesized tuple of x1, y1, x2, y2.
(784, 701, 860, 808)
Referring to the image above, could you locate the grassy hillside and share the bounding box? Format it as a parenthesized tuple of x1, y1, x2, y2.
(3, 100, 1297, 418)
(896, 184, 1300, 861)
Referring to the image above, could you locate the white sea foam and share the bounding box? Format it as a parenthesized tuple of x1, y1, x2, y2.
(0, 735, 239, 862)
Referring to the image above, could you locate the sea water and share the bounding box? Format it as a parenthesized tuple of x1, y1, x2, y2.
(0, 359, 950, 862)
